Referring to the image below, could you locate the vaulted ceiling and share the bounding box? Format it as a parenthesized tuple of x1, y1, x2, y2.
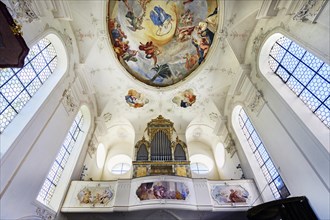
(67, 0, 262, 143)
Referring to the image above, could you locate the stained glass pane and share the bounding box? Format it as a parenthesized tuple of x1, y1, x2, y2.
(269, 57, 279, 72)
(191, 162, 209, 174)
(0, 68, 14, 85)
(300, 89, 321, 111)
(270, 43, 286, 61)
(31, 53, 47, 74)
(288, 42, 306, 59)
(276, 66, 290, 82)
(11, 91, 30, 113)
(111, 163, 131, 174)
(293, 63, 313, 86)
(269, 36, 330, 128)
(315, 104, 330, 127)
(245, 119, 254, 134)
(307, 75, 330, 101)
(238, 107, 290, 199)
(286, 77, 304, 95)
(1, 76, 24, 103)
(277, 37, 292, 49)
(0, 37, 58, 133)
(37, 111, 84, 205)
(302, 52, 324, 71)
(281, 52, 299, 73)
(319, 63, 330, 81)
(251, 131, 261, 147)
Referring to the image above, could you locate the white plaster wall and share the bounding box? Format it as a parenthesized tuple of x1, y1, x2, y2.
(1, 101, 75, 219)
(224, 3, 330, 219)
(188, 141, 219, 180)
(101, 143, 134, 180)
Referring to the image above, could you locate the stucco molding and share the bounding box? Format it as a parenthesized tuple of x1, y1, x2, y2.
(7, 0, 40, 23)
(62, 88, 78, 114)
(292, 0, 328, 23)
(35, 206, 56, 220)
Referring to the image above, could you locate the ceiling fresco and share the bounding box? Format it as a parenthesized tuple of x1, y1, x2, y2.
(125, 89, 149, 108)
(107, 0, 219, 87)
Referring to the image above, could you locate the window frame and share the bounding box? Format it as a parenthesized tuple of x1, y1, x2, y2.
(37, 111, 84, 205)
(237, 107, 290, 199)
(258, 32, 329, 151)
(268, 36, 329, 129)
(1, 38, 58, 133)
(0, 32, 68, 159)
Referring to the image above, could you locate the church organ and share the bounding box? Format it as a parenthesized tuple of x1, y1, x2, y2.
(132, 115, 191, 178)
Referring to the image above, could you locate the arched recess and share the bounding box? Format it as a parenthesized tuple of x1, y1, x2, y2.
(1, 31, 69, 158)
(258, 32, 329, 151)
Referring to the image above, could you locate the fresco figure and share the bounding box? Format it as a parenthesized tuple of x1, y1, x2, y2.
(192, 37, 210, 64)
(180, 9, 193, 26)
(172, 89, 196, 108)
(125, 11, 145, 31)
(110, 20, 138, 62)
(77, 187, 113, 206)
(108, 0, 219, 87)
(139, 41, 160, 66)
(150, 6, 173, 35)
(125, 89, 149, 108)
(176, 26, 195, 42)
(211, 185, 250, 205)
(229, 189, 247, 203)
(136, 181, 189, 201)
(183, 52, 199, 70)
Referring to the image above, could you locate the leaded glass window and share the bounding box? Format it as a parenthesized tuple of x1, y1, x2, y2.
(238, 107, 290, 199)
(269, 36, 330, 128)
(37, 111, 84, 205)
(111, 163, 131, 175)
(190, 162, 209, 174)
(0, 38, 57, 133)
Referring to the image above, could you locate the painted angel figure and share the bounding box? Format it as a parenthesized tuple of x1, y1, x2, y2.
(150, 6, 172, 35)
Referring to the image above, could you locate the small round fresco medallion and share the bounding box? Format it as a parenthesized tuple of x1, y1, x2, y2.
(107, 0, 219, 87)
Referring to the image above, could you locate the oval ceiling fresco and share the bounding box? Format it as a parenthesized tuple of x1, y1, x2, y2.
(107, 0, 219, 87)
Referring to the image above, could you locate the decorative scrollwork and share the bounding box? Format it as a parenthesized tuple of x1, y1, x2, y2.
(35, 207, 55, 220)
(292, 0, 323, 22)
(10, 20, 22, 36)
(62, 89, 77, 114)
(9, 0, 39, 23)
(247, 90, 265, 114)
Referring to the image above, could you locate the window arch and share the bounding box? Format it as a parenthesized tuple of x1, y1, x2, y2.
(0, 38, 57, 133)
(36, 105, 91, 210)
(233, 106, 290, 200)
(1, 33, 68, 158)
(268, 35, 329, 128)
(37, 110, 84, 205)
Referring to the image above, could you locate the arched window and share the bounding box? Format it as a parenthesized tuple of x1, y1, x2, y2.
(37, 110, 84, 205)
(237, 107, 290, 199)
(111, 163, 131, 175)
(190, 162, 209, 174)
(268, 36, 329, 128)
(0, 38, 58, 133)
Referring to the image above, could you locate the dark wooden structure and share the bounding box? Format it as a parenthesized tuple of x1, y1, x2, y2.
(0, 1, 29, 68)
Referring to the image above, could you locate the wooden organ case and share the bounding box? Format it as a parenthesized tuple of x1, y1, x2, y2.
(132, 115, 191, 178)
